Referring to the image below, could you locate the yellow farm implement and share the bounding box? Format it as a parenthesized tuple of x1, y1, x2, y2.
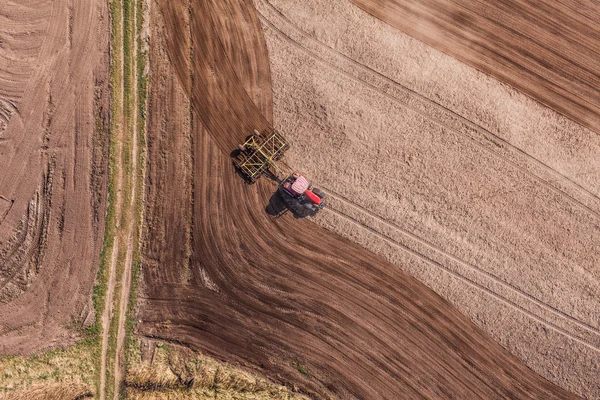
(233, 129, 290, 184)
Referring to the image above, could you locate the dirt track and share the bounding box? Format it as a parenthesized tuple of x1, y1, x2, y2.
(0, 0, 109, 353)
(136, 0, 582, 398)
(350, 0, 600, 135)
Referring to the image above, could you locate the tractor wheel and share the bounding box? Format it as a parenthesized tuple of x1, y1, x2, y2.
(230, 148, 242, 158)
(312, 187, 326, 199)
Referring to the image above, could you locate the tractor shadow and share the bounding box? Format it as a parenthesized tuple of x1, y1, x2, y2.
(265, 190, 288, 218)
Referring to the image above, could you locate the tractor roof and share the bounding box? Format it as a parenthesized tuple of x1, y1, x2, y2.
(291, 175, 309, 194)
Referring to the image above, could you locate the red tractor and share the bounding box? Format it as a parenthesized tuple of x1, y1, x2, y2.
(233, 129, 326, 218)
(278, 173, 326, 218)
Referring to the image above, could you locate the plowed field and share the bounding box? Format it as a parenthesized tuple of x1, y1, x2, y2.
(1, 0, 597, 398)
(136, 0, 588, 398)
(0, 0, 109, 354)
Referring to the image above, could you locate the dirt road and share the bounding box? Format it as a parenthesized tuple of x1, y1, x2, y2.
(136, 0, 580, 398)
(0, 0, 109, 353)
(97, 0, 146, 398)
(350, 0, 600, 135)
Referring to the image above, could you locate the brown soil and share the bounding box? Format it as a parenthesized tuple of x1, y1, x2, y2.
(0, 0, 110, 353)
(136, 0, 582, 398)
(350, 0, 600, 135)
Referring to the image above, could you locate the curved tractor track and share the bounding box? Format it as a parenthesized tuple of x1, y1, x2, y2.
(137, 0, 579, 398)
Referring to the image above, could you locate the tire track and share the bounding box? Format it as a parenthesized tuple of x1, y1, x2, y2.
(0, 196, 14, 225)
(112, 0, 142, 394)
(256, 0, 600, 219)
(99, 236, 120, 400)
(0, 0, 109, 354)
(322, 187, 600, 349)
(323, 206, 600, 353)
(0, 199, 41, 290)
(99, 0, 136, 397)
(0, 168, 52, 297)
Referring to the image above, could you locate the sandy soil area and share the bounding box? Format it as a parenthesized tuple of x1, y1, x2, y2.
(0, 0, 110, 353)
(257, 0, 600, 397)
(135, 0, 579, 398)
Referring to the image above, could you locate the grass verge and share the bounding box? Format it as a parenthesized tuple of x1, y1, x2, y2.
(103, 0, 145, 397)
(121, 0, 149, 396)
(101, 0, 124, 397)
(125, 342, 309, 400)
